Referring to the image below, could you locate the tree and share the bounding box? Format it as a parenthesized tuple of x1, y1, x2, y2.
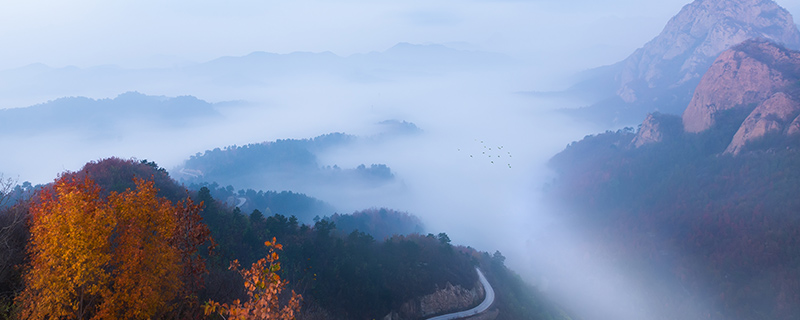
(95, 178, 181, 319)
(0, 175, 29, 319)
(204, 238, 302, 320)
(171, 196, 214, 319)
(18, 175, 114, 319)
(18, 175, 212, 319)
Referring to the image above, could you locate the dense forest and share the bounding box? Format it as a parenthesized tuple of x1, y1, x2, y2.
(0, 158, 565, 320)
(548, 112, 800, 319)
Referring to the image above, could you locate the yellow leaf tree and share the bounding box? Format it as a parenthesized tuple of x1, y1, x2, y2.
(95, 178, 181, 319)
(18, 176, 114, 319)
(18, 175, 211, 319)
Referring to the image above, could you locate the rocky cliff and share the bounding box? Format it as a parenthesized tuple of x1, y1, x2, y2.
(632, 114, 666, 147)
(725, 91, 800, 154)
(631, 113, 685, 147)
(617, 0, 800, 104)
(678, 40, 800, 154)
(634, 40, 800, 153)
(681, 39, 800, 132)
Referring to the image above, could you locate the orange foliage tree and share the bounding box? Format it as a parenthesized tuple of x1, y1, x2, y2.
(17, 175, 212, 319)
(172, 196, 214, 318)
(204, 238, 302, 320)
(18, 175, 114, 319)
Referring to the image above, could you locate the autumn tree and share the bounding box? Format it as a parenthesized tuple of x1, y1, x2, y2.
(18, 174, 213, 319)
(171, 196, 214, 319)
(204, 238, 301, 320)
(95, 178, 181, 319)
(18, 176, 114, 319)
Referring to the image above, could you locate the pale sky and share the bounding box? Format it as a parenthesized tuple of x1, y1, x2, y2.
(2, 0, 780, 71)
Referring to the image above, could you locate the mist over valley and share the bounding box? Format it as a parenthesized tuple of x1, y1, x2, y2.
(3, 0, 800, 319)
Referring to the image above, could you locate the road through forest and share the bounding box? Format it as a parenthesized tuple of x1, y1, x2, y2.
(425, 268, 495, 320)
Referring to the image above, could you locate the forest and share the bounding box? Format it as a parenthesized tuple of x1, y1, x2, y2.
(0, 158, 565, 320)
(175, 132, 397, 200)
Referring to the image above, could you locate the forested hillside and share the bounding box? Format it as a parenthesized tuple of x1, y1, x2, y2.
(548, 110, 800, 319)
(0, 158, 565, 320)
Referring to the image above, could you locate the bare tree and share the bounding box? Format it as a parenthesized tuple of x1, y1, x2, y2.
(0, 175, 13, 209)
(0, 174, 29, 315)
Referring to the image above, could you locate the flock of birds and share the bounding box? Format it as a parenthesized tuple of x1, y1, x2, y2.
(458, 139, 513, 169)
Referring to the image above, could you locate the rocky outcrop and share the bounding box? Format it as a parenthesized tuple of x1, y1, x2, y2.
(668, 39, 800, 155)
(632, 113, 684, 148)
(630, 40, 800, 154)
(788, 114, 800, 135)
(681, 39, 800, 132)
(386, 280, 484, 320)
(616, 0, 800, 104)
(725, 92, 800, 154)
(419, 282, 482, 316)
(632, 114, 666, 147)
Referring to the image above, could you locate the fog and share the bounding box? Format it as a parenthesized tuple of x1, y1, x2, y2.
(3, 0, 800, 319)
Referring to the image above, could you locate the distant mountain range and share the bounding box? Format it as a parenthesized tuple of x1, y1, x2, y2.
(0, 91, 219, 137)
(564, 0, 800, 126)
(0, 43, 510, 109)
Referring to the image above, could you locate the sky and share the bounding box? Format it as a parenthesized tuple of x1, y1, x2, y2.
(3, 1, 800, 319)
(0, 0, 710, 73)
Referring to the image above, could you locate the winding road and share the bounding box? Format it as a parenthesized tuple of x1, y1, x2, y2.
(426, 268, 495, 320)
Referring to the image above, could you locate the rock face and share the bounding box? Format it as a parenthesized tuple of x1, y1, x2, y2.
(632, 112, 684, 148)
(788, 115, 800, 135)
(725, 92, 800, 154)
(617, 0, 800, 104)
(681, 39, 800, 132)
(387, 280, 484, 320)
(672, 39, 800, 154)
(632, 114, 666, 147)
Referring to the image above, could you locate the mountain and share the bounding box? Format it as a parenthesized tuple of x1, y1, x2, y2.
(0, 91, 219, 137)
(632, 40, 800, 155)
(548, 42, 800, 320)
(0, 43, 510, 108)
(568, 0, 800, 125)
(683, 40, 800, 154)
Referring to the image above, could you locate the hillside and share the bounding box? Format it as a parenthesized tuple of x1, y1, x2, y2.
(547, 40, 800, 320)
(174, 124, 422, 217)
(0, 158, 566, 320)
